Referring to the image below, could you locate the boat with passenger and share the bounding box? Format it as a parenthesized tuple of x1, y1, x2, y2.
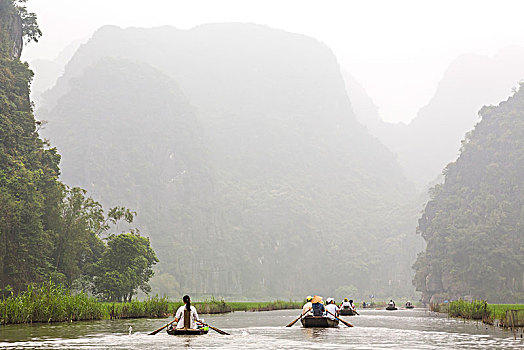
(301, 315, 339, 328)
(386, 300, 397, 310)
(167, 325, 209, 335)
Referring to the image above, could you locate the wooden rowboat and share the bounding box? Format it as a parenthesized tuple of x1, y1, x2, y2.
(339, 308, 356, 316)
(300, 315, 339, 328)
(167, 327, 209, 335)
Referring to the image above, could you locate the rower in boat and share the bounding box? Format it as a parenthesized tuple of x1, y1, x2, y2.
(339, 298, 355, 315)
(386, 299, 397, 311)
(302, 296, 313, 316)
(405, 300, 414, 309)
(325, 298, 339, 319)
(167, 295, 209, 335)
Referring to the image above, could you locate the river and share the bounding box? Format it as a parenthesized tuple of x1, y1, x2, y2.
(0, 309, 521, 349)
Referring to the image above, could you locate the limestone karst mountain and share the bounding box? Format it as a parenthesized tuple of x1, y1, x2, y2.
(39, 23, 422, 298)
(413, 84, 524, 303)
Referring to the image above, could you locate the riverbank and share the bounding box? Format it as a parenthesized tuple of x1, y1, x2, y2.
(431, 300, 524, 328)
(168, 299, 301, 314)
(1, 283, 301, 325)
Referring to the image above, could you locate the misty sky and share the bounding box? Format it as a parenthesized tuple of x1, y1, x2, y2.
(23, 0, 524, 124)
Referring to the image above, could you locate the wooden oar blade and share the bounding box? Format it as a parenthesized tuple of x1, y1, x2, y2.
(209, 325, 230, 335)
(148, 319, 176, 335)
(326, 310, 353, 327)
(286, 315, 302, 327)
(148, 325, 167, 335)
(199, 321, 230, 335)
(286, 309, 310, 327)
(339, 318, 354, 327)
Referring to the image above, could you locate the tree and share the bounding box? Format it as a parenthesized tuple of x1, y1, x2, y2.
(49, 187, 106, 286)
(90, 232, 158, 302)
(14, 0, 42, 43)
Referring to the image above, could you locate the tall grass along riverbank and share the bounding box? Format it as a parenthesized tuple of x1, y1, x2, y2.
(1, 283, 301, 325)
(168, 299, 301, 314)
(1, 282, 169, 325)
(431, 299, 524, 328)
(1, 282, 104, 325)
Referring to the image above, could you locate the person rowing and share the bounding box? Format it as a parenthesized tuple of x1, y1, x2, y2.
(302, 295, 313, 316)
(340, 298, 351, 309)
(171, 295, 201, 329)
(324, 298, 339, 320)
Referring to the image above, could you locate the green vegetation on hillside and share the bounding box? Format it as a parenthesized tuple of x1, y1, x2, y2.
(0, 0, 158, 300)
(413, 85, 524, 303)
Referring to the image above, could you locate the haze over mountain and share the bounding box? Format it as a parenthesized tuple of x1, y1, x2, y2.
(38, 23, 423, 299)
(347, 47, 524, 187)
(29, 39, 83, 106)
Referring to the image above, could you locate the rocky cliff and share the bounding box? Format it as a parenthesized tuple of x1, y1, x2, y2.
(0, 0, 23, 59)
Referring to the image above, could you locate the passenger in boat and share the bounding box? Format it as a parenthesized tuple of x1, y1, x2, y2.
(340, 298, 351, 309)
(388, 299, 396, 308)
(311, 296, 325, 316)
(302, 296, 313, 316)
(324, 298, 339, 319)
(349, 299, 356, 311)
(174, 295, 201, 329)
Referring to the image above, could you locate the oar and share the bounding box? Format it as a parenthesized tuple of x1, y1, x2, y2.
(286, 309, 310, 327)
(326, 310, 353, 327)
(148, 318, 177, 335)
(197, 321, 230, 335)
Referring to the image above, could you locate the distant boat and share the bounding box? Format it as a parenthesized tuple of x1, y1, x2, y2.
(301, 316, 339, 328)
(339, 307, 356, 316)
(386, 305, 398, 311)
(405, 303, 414, 309)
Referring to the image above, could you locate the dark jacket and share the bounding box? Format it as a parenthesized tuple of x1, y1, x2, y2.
(312, 302, 325, 316)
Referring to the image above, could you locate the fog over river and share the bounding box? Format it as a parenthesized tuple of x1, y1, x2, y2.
(0, 309, 521, 349)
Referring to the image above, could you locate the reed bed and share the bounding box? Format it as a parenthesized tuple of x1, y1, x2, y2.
(105, 295, 170, 319)
(448, 300, 489, 319)
(487, 304, 524, 320)
(1, 283, 171, 324)
(165, 299, 301, 314)
(167, 298, 232, 314)
(228, 300, 302, 312)
(1, 282, 104, 325)
(2, 284, 301, 325)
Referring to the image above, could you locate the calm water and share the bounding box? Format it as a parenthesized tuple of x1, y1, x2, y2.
(0, 309, 522, 349)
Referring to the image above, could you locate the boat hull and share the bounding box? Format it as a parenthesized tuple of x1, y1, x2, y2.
(301, 316, 339, 328)
(167, 328, 209, 335)
(386, 306, 398, 311)
(339, 308, 355, 316)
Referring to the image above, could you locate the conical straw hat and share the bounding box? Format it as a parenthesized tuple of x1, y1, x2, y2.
(311, 295, 322, 303)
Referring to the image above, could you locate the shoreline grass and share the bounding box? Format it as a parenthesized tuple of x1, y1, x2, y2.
(432, 300, 524, 328)
(1, 283, 302, 325)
